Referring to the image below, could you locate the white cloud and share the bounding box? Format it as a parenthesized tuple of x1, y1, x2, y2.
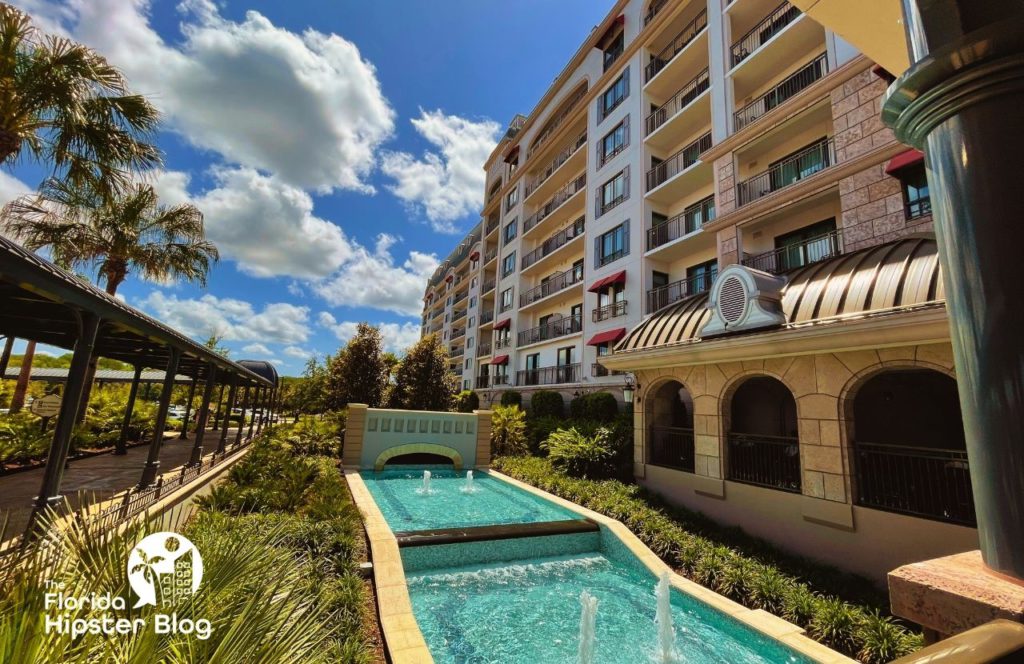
(241, 342, 274, 356)
(141, 291, 310, 345)
(283, 345, 311, 359)
(317, 313, 421, 354)
(0, 171, 32, 207)
(26, 0, 394, 193)
(382, 109, 500, 232)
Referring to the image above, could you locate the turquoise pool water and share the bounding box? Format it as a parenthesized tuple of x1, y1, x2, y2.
(360, 467, 577, 531)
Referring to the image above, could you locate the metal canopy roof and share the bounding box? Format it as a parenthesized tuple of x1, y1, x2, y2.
(2, 366, 192, 384)
(0, 234, 272, 386)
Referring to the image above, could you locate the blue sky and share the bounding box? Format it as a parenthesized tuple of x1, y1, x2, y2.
(3, 0, 610, 375)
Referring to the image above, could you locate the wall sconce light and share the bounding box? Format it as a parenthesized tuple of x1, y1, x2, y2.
(623, 374, 639, 404)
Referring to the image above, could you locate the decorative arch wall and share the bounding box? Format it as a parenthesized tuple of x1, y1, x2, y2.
(374, 444, 464, 472)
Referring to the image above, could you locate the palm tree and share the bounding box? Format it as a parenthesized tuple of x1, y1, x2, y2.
(0, 3, 161, 192)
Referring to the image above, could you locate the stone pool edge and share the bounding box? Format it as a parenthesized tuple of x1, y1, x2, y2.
(344, 469, 434, 664)
(490, 470, 857, 664)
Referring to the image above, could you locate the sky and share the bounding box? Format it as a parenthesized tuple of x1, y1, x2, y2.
(2, 0, 612, 375)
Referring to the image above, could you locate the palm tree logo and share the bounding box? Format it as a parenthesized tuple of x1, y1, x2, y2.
(127, 532, 204, 608)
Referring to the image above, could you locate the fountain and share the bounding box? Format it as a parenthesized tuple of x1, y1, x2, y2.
(654, 572, 676, 663)
(578, 590, 598, 664)
(416, 470, 433, 495)
(460, 469, 479, 494)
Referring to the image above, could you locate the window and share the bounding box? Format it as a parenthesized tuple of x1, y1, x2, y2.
(598, 283, 626, 309)
(503, 218, 518, 244)
(572, 258, 584, 283)
(597, 67, 629, 122)
(686, 259, 718, 294)
(500, 287, 514, 312)
(596, 168, 629, 217)
(469, 296, 477, 308)
(465, 358, 472, 370)
(557, 346, 575, 366)
(897, 163, 931, 219)
(596, 221, 630, 266)
(774, 218, 838, 271)
(463, 380, 470, 390)
(526, 353, 540, 370)
(599, 116, 630, 167)
(502, 251, 516, 277)
(603, 30, 625, 72)
(467, 336, 474, 348)
(653, 270, 669, 289)
(769, 137, 831, 191)
(471, 277, 478, 288)
(468, 317, 475, 328)
(506, 186, 519, 212)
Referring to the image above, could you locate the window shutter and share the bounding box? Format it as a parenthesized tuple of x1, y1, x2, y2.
(622, 114, 631, 150)
(623, 166, 631, 202)
(595, 188, 603, 218)
(597, 94, 605, 124)
(595, 235, 602, 265)
(623, 66, 630, 100)
(623, 219, 630, 256)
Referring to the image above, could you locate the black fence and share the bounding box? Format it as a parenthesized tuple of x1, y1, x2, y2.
(517, 363, 580, 386)
(649, 426, 695, 472)
(742, 229, 842, 274)
(727, 433, 801, 492)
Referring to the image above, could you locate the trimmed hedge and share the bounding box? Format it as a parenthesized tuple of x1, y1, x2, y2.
(453, 390, 480, 413)
(492, 456, 921, 664)
(569, 391, 619, 422)
(529, 390, 564, 418)
(500, 390, 522, 407)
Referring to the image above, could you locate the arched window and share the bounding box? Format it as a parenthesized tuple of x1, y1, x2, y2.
(727, 376, 800, 492)
(646, 380, 695, 471)
(852, 369, 974, 525)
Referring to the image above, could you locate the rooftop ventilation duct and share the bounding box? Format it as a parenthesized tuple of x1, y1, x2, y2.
(700, 264, 787, 337)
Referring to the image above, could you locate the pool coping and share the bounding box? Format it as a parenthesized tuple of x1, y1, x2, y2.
(346, 467, 856, 664)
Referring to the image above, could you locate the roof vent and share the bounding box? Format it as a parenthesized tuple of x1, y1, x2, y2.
(701, 264, 787, 337)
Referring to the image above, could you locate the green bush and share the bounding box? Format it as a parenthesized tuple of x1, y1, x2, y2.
(490, 405, 527, 456)
(529, 390, 564, 418)
(569, 391, 619, 422)
(491, 456, 922, 664)
(546, 427, 619, 479)
(453, 389, 480, 413)
(499, 390, 522, 407)
(526, 415, 562, 455)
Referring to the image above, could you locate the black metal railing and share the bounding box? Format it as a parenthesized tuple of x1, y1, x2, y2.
(450, 328, 466, 340)
(646, 68, 710, 135)
(643, 0, 669, 26)
(647, 196, 715, 250)
(481, 278, 496, 294)
(647, 132, 712, 191)
(499, 299, 514, 313)
(495, 335, 512, 349)
(736, 138, 835, 206)
(452, 290, 468, 305)
(449, 345, 464, 357)
(493, 374, 510, 386)
(477, 343, 492, 357)
(517, 313, 583, 346)
(645, 9, 708, 82)
(530, 84, 588, 155)
(524, 174, 587, 234)
(517, 363, 581, 386)
(592, 362, 623, 378)
(526, 130, 587, 198)
(734, 54, 828, 130)
(484, 247, 498, 263)
(649, 426, 695, 472)
(522, 216, 585, 269)
(486, 217, 500, 235)
(731, 2, 802, 68)
(742, 228, 842, 274)
(451, 310, 466, 323)
(520, 266, 585, 307)
(727, 433, 801, 492)
(593, 300, 627, 322)
(476, 375, 491, 389)
(646, 269, 717, 313)
(480, 309, 495, 325)
(854, 442, 976, 526)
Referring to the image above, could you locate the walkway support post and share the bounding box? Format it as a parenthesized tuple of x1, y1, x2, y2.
(140, 347, 181, 487)
(115, 364, 144, 455)
(189, 363, 217, 466)
(0, 335, 13, 380)
(883, 2, 1024, 579)
(211, 382, 226, 430)
(246, 385, 258, 439)
(32, 312, 100, 516)
(218, 378, 237, 454)
(178, 376, 198, 439)
(234, 383, 250, 447)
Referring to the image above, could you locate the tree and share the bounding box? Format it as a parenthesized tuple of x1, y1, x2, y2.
(326, 323, 388, 409)
(292, 356, 328, 417)
(203, 334, 231, 358)
(0, 4, 160, 192)
(386, 334, 458, 411)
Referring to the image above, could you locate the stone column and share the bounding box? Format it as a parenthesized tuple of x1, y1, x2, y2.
(883, 2, 1024, 580)
(342, 403, 368, 468)
(473, 409, 493, 468)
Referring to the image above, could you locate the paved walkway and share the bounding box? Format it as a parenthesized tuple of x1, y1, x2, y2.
(0, 426, 246, 540)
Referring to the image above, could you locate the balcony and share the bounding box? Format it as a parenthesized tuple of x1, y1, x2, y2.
(492, 374, 511, 386)
(520, 265, 584, 308)
(592, 300, 627, 323)
(517, 363, 581, 386)
(645, 9, 708, 83)
(646, 132, 713, 205)
(643, 0, 669, 26)
(480, 309, 495, 326)
(647, 269, 717, 314)
(477, 342, 492, 357)
(730, 2, 802, 69)
(450, 328, 466, 340)
(647, 195, 715, 252)
(649, 426, 695, 472)
(523, 174, 586, 236)
(521, 216, 585, 272)
(449, 345, 464, 358)
(495, 336, 512, 350)
(645, 68, 711, 143)
(517, 313, 583, 347)
(529, 85, 587, 158)
(475, 375, 491, 389)
(742, 228, 842, 274)
(483, 247, 498, 265)
(452, 309, 466, 322)
(485, 217, 500, 235)
(727, 433, 801, 493)
(452, 290, 468, 305)
(525, 130, 587, 202)
(736, 137, 835, 207)
(592, 362, 624, 378)
(735, 54, 828, 131)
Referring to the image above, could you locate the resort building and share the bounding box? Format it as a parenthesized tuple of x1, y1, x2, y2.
(422, 0, 978, 581)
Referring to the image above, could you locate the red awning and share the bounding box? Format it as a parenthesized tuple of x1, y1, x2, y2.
(587, 270, 627, 293)
(493, 318, 511, 330)
(587, 328, 626, 346)
(885, 149, 924, 175)
(469, 250, 480, 261)
(445, 273, 454, 282)
(491, 355, 509, 365)
(504, 145, 520, 164)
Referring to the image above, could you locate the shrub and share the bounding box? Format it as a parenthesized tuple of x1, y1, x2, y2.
(526, 415, 562, 455)
(453, 389, 480, 413)
(529, 390, 564, 418)
(499, 390, 522, 407)
(546, 427, 619, 479)
(569, 391, 619, 422)
(490, 405, 527, 456)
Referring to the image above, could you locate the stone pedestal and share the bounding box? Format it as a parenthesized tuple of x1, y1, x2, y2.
(889, 550, 1024, 642)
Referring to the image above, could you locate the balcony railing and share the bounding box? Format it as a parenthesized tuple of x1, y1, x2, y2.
(495, 336, 512, 349)
(525, 130, 587, 198)
(736, 138, 835, 206)
(475, 375, 491, 389)
(643, 0, 669, 26)
(649, 426, 695, 472)
(731, 2, 802, 68)
(520, 265, 584, 307)
(646, 269, 717, 313)
(592, 300, 627, 322)
(499, 298, 514, 313)
(647, 195, 715, 250)
(734, 54, 828, 131)
(646, 68, 710, 135)
(646, 132, 712, 191)
(485, 217, 500, 235)
(480, 309, 495, 325)
(742, 228, 843, 274)
(449, 345, 464, 357)
(517, 363, 581, 386)
(484, 247, 498, 263)
(452, 310, 467, 323)
(452, 290, 468, 305)
(854, 442, 976, 526)
(522, 216, 585, 270)
(477, 343, 492, 357)
(645, 9, 708, 82)
(530, 85, 588, 156)
(524, 174, 587, 234)
(517, 313, 583, 347)
(450, 328, 466, 340)
(727, 433, 801, 493)
(493, 374, 510, 386)
(481, 278, 496, 294)
(592, 362, 624, 378)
